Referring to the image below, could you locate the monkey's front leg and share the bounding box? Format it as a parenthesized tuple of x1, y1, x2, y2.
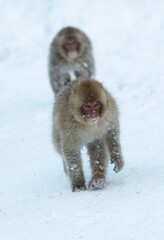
(107, 126, 124, 173)
(87, 139, 108, 190)
(63, 149, 86, 192)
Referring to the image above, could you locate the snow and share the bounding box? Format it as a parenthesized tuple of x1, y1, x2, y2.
(0, 0, 164, 239)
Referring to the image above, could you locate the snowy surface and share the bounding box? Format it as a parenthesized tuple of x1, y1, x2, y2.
(0, 1, 164, 239)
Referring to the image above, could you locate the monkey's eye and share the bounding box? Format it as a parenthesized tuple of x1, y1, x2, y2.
(94, 103, 99, 107)
(85, 105, 90, 109)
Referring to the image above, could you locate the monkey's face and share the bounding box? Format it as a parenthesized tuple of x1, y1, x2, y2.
(57, 27, 85, 60)
(81, 101, 102, 124)
(63, 40, 79, 59)
(70, 80, 109, 126)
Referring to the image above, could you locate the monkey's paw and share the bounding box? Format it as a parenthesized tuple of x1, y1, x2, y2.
(72, 183, 86, 192)
(113, 158, 124, 173)
(88, 178, 106, 190)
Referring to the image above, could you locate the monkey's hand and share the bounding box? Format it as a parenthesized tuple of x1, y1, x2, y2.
(111, 155, 124, 173)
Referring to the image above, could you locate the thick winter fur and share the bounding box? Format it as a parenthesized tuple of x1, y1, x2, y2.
(49, 26, 95, 95)
(52, 79, 124, 191)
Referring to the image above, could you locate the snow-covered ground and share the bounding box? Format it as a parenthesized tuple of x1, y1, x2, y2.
(0, 0, 164, 239)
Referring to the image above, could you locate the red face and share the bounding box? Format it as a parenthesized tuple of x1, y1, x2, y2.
(64, 40, 78, 58)
(81, 101, 102, 124)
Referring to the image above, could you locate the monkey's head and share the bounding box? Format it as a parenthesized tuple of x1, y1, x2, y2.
(70, 80, 109, 125)
(57, 26, 90, 60)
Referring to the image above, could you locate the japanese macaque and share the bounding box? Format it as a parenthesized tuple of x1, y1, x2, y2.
(48, 26, 95, 95)
(52, 79, 124, 191)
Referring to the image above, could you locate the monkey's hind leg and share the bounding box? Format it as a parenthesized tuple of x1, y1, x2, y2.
(87, 139, 108, 190)
(63, 149, 86, 192)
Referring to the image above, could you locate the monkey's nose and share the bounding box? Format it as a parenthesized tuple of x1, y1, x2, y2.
(90, 111, 97, 118)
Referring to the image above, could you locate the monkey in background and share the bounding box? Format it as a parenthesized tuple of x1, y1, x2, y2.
(52, 79, 124, 191)
(48, 26, 95, 95)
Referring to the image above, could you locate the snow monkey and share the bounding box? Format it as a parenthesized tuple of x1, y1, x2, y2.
(52, 79, 124, 191)
(48, 26, 95, 95)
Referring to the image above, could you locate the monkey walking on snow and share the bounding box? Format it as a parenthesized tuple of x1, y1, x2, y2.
(52, 79, 124, 192)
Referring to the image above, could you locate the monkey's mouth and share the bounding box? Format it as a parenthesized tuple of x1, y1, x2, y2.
(83, 114, 99, 124)
(68, 51, 78, 58)
(87, 117, 99, 125)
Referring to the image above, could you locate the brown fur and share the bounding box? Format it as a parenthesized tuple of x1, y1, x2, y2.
(48, 26, 95, 95)
(52, 79, 124, 191)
